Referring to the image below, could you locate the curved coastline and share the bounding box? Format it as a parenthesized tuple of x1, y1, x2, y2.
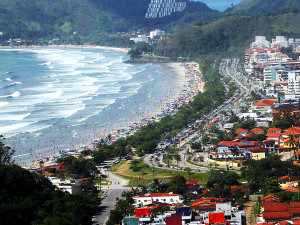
(1, 46, 204, 168)
(24, 61, 205, 168)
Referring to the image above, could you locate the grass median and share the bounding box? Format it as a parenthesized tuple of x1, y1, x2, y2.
(111, 158, 209, 187)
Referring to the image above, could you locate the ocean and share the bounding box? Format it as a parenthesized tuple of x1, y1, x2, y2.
(0, 47, 183, 164)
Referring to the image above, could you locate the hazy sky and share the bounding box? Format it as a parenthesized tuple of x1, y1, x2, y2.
(194, 0, 244, 11)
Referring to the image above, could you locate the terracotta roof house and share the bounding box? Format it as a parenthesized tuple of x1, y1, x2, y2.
(263, 203, 293, 222)
(249, 147, 267, 160)
(282, 127, 300, 137)
(190, 200, 216, 211)
(254, 99, 278, 107)
(235, 128, 248, 137)
(267, 127, 282, 133)
(260, 194, 280, 207)
(252, 128, 264, 134)
(278, 175, 299, 188)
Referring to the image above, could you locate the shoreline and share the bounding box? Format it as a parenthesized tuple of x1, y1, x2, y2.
(0, 44, 130, 53)
(2, 46, 204, 168)
(23, 61, 205, 169)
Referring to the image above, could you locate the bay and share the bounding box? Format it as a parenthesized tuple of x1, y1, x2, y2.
(0, 48, 183, 165)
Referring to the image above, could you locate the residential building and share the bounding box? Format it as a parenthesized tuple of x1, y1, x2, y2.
(133, 193, 182, 206)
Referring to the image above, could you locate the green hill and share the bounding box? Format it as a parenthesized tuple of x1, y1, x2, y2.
(226, 0, 300, 14)
(0, 0, 221, 42)
(154, 9, 300, 58)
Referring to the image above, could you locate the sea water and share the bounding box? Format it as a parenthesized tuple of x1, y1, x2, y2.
(0, 48, 182, 164)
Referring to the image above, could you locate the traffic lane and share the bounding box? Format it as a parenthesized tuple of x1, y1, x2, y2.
(93, 188, 126, 225)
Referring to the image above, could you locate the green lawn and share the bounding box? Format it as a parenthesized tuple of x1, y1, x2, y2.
(111, 158, 209, 187)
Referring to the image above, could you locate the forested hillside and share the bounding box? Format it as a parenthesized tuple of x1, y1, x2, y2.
(154, 9, 300, 58)
(226, 0, 300, 14)
(0, 0, 220, 41)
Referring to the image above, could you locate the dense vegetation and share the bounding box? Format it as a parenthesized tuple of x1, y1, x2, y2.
(90, 55, 228, 162)
(0, 140, 100, 225)
(0, 0, 220, 45)
(226, 0, 300, 15)
(154, 9, 300, 58)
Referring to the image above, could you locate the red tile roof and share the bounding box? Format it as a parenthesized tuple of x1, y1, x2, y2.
(252, 128, 264, 133)
(238, 141, 257, 147)
(268, 127, 282, 133)
(254, 99, 277, 107)
(282, 186, 299, 193)
(186, 180, 198, 184)
(263, 212, 293, 220)
(264, 203, 290, 212)
(249, 147, 267, 153)
(235, 128, 248, 133)
(278, 176, 299, 182)
(267, 132, 282, 137)
(260, 194, 280, 205)
(217, 141, 238, 147)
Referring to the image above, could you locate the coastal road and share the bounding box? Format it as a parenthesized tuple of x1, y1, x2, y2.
(143, 58, 256, 173)
(92, 172, 129, 225)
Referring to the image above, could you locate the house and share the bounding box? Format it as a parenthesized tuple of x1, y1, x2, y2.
(252, 128, 264, 135)
(235, 128, 248, 137)
(249, 147, 268, 160)
(252, 99, 277, 114)
(263, 202, 300, 222)
(49, 178, 82, 195)
(263, 203, 293, 222)
(267, 127, 282, 133)
(264, 132, 282, 153)
(278, 175, 299, 188)
(133, 193, 182, 206)
(190, 200, 216, 211)
(260, 194, 280, 207)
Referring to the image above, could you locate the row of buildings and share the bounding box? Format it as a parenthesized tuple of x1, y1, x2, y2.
(244, 36, 300, 102)
(130, 29, 166, 43)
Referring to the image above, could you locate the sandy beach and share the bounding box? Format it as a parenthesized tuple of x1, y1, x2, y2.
(1, 45, 204, 167)
(24, 61, 205, 168)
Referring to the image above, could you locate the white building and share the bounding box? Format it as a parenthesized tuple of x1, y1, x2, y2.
(49, 178, 82, 195)
(251, 36, 270, 48)
(288, 70, 300, 95)
(130, 34, 148, 43)
(150, 29, 165, 39)
(272, 36, 290, 48)
(133, 193, 182, 206)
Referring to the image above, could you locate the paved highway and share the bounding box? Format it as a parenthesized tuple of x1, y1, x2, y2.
(92, 171, 129, 225)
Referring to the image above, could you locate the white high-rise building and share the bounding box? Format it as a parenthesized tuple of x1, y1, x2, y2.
(272, 36, 290, 48)
(288, 71, 300, 95)
(251, 36, 271, 48)
(150, 29, 165, 39)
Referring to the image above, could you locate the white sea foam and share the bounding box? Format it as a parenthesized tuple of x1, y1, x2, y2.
(0, 101, 8, 107)
(5, 78, 12, 81)
(0, 122, 33, 133)
(11, 91, 20, 97)
(0, 113, 30, 121)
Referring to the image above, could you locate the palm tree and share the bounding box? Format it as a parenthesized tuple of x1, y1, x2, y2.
(173, 153, 181, 174)
(286, 135, 299, 161)
(166, 153, 173, 167)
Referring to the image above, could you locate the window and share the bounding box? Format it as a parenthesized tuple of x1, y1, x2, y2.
(144, 200, 147, 202)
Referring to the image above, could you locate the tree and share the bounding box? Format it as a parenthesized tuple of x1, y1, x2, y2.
(168, 175, 187, 195)
(286, 135, 299, 161)
(0, 135, 15, 165)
